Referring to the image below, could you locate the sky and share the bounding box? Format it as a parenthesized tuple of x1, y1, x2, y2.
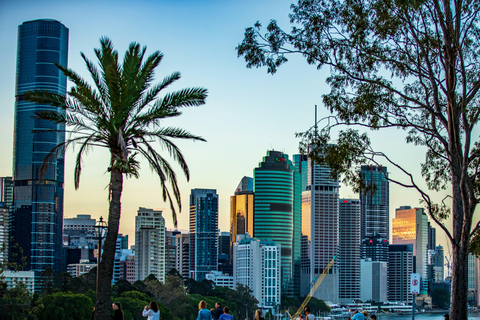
(0, 0, 468, 256)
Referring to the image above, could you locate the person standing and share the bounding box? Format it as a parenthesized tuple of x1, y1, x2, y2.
(304, 306, 315, 320)
(112, 302, 124, 320)
(142, 302, 160, 320)
(255, 310, 265, 320)
(219, 307, 234, 320)
(214, 302, 224, 320)
(197, 300, 213, 320)
(352, 310, 365, 320)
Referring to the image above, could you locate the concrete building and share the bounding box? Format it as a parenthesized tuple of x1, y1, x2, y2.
(297, 153, 339, 302)
(135, 207, 165, 282)
(388, 244, 413, 303)
(165, 229, 180, 275)
(11, 20, 68, 275)
(67, 259, 96, 277)
(361, 259, 387, 302)
(233, 234, 281, 308)
(392, 206, 428, 291)
(205, 271, 235, 289)
(2, 270, 35, 293)
(175, 233, 190, 279)
(0, 177, 13, 262)
(189, 189, 218, 281)
(339, 199, 361, 301)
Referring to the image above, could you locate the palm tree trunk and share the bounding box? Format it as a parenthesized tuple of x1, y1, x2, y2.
(94, 166, 123, 320)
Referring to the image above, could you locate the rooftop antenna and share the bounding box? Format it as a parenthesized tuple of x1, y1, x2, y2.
(314, 104, 318, 137)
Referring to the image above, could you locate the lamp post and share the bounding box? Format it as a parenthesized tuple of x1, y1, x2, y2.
(94, 216, 108, 294)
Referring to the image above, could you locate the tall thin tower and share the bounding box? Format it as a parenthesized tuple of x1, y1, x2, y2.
(11, 19, 68, 274)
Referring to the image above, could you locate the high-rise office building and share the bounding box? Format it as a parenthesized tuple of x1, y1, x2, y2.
(165, 229, 180, 275)
(230, 177, 254, 256)
(254, 150, 301, 297)
(298, 153, 339, 302)
(189, 189, 218, 281)
(392, 206, 428, 291)
(0, 177, 13, 262)
(135, 207, 165, 282)
(360, 165, 389, 261)
(175, 233, 190, 279)
(428, 222, 436, 250)
(218, 231, 232, 275)
(387, 244, 413, 303)
(361, 259, 387, 302)
(339, 199, 361, 301)
(233, 234, 281, 308)
(11, 20, 68, 275)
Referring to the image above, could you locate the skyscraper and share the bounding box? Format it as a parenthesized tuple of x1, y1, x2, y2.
(230, 176, 254, 256)
(339, 199, 361, 301)
(387, 244, 413, 303)
(360, 165, 389, 261)
(392, 206, 428, 291)
(135, 207, 165, 281)
(11, 20, 68, 274)
(0, 177, 13, 262)
(254, 150, 301, 297)
(189, 188, 218, 281)
(298, 154, 339, 302)
(233, 234, 281, 308)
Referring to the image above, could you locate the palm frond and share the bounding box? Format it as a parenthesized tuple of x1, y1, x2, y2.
(153, 87, 208, 110)
(74, 132, 99, 189)
(80, 52, 109, 112)
(24, 90, 66, 108)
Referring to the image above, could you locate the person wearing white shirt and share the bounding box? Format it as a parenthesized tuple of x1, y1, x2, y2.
(142, 302, 160, 320)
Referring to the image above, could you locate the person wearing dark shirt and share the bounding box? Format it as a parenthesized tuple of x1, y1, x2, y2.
(112, 302, 124, 320)
(214, 302, 224, 320)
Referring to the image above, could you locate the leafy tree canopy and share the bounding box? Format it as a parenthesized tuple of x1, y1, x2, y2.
(237, 1, 480, 318)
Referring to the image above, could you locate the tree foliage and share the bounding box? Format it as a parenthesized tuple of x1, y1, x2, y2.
(237, 0, 480, 318)
(38, 292, 94, 320)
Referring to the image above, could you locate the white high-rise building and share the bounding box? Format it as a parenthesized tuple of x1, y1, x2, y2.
(233, 234, 281, 308)
(339, 199, 361, 301)
(135, 207, 165, 282)
(361, 259, 387, 302)
(298, 155, 339, 303)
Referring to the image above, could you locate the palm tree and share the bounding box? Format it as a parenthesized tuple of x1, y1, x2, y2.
(25, 37, 207, 320)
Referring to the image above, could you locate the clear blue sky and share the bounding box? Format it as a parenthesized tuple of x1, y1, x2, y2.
(0, 0, 457, 252)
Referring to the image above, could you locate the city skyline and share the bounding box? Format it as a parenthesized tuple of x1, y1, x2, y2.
(0, 1, 457, 248)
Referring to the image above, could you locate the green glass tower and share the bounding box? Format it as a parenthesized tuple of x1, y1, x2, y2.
(254, 150, 301, 297)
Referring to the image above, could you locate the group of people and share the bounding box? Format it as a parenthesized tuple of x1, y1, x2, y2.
(349, 310, 377, 320)
(197, 300, 266, 320)
(110, 301, 160, 320)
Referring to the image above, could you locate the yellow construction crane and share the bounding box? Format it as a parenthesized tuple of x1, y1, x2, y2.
(289, 255, 337, 320)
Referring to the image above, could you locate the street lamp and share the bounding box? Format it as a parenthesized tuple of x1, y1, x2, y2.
(94, 216, 108, 294)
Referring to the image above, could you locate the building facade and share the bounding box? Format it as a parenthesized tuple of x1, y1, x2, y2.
(135, 207, 165, 282)
(230, 176, 254, 257)
(387, 244, 413, 303)
(11, 19, 68, 275)
(359, 165, 389, 261)
(233, 234, 281, 308)
(175, 233, 190, 279)
(298, 153, 339, 302)
(189, 189, 218, 281)
(392, 206, 428, 291)
(339, 199, 361, 301)
(254, 150, 301, 297)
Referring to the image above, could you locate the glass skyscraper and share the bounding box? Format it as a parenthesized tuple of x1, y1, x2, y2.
(11, 20, 68, 274)
(360, 165, 389, 261)
(189, 188, 218, 281)
(254, 150, 301, 297)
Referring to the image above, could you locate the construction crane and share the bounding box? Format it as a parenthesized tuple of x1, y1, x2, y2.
(289, 255, 337, 320)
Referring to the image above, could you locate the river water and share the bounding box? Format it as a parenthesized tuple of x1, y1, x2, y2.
(377, 313, 480, 320)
